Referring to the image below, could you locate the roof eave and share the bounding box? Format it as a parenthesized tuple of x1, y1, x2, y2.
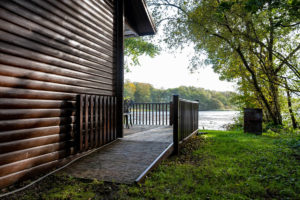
(124, 0, 156, 37)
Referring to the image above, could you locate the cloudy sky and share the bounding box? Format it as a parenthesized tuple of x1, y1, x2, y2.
(125, 48, 236, 92)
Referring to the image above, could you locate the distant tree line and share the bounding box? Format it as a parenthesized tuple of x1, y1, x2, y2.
(124, 80, 237, 111)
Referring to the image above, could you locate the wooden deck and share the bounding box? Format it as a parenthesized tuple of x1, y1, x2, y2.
(60, 126, 173, 184)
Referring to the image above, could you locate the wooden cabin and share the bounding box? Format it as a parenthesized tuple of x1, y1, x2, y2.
(0, 0, 155, 188)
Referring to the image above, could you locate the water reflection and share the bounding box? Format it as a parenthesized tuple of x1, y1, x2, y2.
(132, 110, 239, 131)
(198, 111, 239, 130)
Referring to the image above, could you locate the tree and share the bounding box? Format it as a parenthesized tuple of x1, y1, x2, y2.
(124, 37, 160, 72)
(123, 80, 237, 110)
(134, 82, 153, 102)
(148, 0, 300, 126)
(284, 79, 298, 129)
(124, 80, 136, 100)
(151, 88, 168, 102)
(208, 98, 225, 110)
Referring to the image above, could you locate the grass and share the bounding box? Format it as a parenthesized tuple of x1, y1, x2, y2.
(3, 130, 300, 200)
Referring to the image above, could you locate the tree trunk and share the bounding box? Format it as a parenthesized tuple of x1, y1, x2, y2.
(235, 47, 280, 125)
(266, 14, 283, 126)
(268, 75, 283, 125)
(285, 80, 298, 129)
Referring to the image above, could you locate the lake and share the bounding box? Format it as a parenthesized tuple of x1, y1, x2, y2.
(132, 110, 239, 130)
(198, 110, 239, 130)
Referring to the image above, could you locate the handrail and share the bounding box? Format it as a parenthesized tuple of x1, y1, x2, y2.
(130, 96, 199, 156)
(77, 94, 117, 152)
(179, 98, 199, 104)
(132, 102, 172, 126)
(173, 95, 199, 154)
(133, 102, 169, 104)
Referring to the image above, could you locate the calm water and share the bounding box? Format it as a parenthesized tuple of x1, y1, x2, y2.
(198, 111, 239, 130)
(133, 110, 239, 130)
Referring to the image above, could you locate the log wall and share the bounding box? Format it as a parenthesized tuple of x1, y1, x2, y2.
(0, 0, 117, 188)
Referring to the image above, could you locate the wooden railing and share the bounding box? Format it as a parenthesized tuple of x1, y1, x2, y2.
(173, 95, 199, 154)
(132, 103, 172, 126)
(77, 94, 117, 152)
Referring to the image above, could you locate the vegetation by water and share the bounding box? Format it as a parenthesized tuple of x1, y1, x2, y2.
(124, 80, 237, 111)
(128, 0, 299, 129)
(4, 130, 300, 200)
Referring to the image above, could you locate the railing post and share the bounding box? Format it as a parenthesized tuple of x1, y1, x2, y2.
(195, 100, 199, 131)
(115, 0, 124, 138)
(76, 95, 83, 152)
(173, 95, 179, 155)
(169, 101, 173, 126)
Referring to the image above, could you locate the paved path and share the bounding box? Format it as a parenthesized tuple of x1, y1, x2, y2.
(61, 126, 173, 183)
(124, 125, 163, 136)
(124, 126, 173, 143)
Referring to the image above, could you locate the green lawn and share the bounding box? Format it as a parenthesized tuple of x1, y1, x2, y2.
(3, 130, 300, 200)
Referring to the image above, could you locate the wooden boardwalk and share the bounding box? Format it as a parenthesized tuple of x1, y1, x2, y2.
(60, 126, 173, 183)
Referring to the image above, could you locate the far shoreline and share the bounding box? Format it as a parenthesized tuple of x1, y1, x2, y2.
(198, 110, 238, 112)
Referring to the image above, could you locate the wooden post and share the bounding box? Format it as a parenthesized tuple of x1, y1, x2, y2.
(100, 96, 104, 146)
(143, 103, 145, 125)
(162, 103, 165, 125)
(103, 96, 107, 144)
(113, 97, 117, 140)
(84, 95, 89, 150)
(146, 104, 148, 125)
(173, 95, 179, 155)
(155, 104, 158, 125)
(77, 95, 83, 152)
(195, 100, 199, 131)
(165, 103, 168, 125)
(90, 95, 94, 148)
(107, 97, 111, 142)
(139, 104, 141, 125)
(169, 102, 173, 126)
(159, 104, 161, 125)
(152, 104, 154, 125)
(115, 0, 124, 138)
(95, 96, 99, 147)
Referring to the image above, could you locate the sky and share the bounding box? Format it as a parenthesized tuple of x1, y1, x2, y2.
(125, 49, 237, 92)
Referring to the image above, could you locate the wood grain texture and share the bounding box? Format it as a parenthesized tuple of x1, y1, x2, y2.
(0, 134, 70, 154)
(0, 125, 75, 143)
(0, 142, 70, 165)
(0, 149, 74, 177)
(77, 94, 117, 152)
(0, 0, 117, 189)
(0, 153, 80, 188)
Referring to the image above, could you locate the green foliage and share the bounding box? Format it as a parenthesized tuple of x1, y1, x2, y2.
(148, 0, 300, 126)
(226, 106, 300, 133)
(207, 98, 225, 110)
(118, 130, 300, 199)
(44, 183, 95, 200)
(124, 80, 136, 100)
(2, 175, 118, 200)
(133, 82, 153, 102)
(124, 37, 160, 72)
(281, 92, 300, 128)
(124, 80, 237, 110)
(4, 131, 300, 199)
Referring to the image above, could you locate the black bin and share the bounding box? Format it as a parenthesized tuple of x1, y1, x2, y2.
(244, 108, 262, 135)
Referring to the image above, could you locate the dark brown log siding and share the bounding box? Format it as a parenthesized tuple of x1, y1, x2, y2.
(0, 0, 116, 188)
